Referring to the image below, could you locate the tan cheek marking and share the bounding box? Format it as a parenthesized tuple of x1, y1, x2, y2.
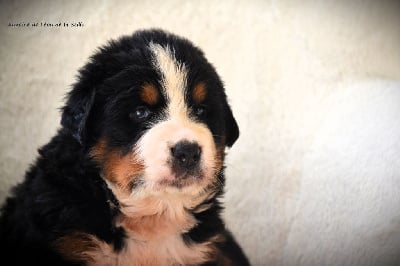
(214, 137, 226, 173)
(192, 82, 207, 104)
(91, 139, 144, 192)
(90, 138, 108, 161)
(140, 83, 159, 105)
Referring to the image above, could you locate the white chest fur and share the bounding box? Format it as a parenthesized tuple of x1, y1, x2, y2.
(82, 192, 216, 265)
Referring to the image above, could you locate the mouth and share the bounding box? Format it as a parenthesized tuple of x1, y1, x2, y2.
(159, 171, 204, 189)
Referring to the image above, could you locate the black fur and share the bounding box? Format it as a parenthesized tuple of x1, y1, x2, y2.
(0, 29, 248, 265)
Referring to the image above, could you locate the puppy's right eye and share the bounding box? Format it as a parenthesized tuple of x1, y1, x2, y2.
(130, 106, 151, 122)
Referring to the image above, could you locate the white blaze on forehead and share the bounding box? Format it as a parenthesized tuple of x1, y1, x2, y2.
(149, 43, 189, 119)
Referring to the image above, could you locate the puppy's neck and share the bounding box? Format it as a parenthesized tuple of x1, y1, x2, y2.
(110, 186, 215, 241)
(117, 196, 196, 241)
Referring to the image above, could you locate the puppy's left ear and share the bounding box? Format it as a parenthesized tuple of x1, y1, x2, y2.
(224, 102, 239, 147)
(61, 88, 96, 146)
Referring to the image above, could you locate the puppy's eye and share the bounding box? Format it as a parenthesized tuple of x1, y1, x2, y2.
(193, 105, 207, 117)
(130, 106, 152, 122)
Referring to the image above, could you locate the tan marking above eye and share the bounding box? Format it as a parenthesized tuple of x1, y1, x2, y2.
(140, 83, 159, 105)
(192, 82, 207, 104)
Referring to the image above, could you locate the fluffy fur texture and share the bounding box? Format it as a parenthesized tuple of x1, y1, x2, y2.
(0, 29, 249, 266)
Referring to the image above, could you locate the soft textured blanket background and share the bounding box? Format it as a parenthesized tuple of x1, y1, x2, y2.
(1, 0, 400, 265)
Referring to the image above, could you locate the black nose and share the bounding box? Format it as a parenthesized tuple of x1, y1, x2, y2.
(171, 141, 201, 170)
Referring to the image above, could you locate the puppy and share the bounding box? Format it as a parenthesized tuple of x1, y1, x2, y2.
(0, 29, 249, 266)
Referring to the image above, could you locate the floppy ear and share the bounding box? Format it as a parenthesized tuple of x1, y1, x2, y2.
(224, 102, 239, 147)
(61, 88, 96, 145)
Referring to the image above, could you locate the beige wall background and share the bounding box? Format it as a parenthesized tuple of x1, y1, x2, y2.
(1, 0, 400, 265)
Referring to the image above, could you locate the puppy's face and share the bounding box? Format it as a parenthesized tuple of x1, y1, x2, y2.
(62, 32, 238, 205)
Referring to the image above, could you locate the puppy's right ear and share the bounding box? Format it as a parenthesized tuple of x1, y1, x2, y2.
(61, 87, 96, 146)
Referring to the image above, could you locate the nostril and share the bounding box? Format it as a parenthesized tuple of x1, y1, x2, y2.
(192, 149, 200, 162)
(178, 154, 187, 163)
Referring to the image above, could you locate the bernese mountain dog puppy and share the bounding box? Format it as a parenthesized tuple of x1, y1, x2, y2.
(0, 29, 249, 266)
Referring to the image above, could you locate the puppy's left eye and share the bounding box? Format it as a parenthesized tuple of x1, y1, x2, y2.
(130, 106, 152, 122)
(193, 105, 207, 117)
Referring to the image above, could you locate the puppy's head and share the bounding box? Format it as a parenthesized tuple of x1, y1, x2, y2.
(61, 30, 238, 205)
